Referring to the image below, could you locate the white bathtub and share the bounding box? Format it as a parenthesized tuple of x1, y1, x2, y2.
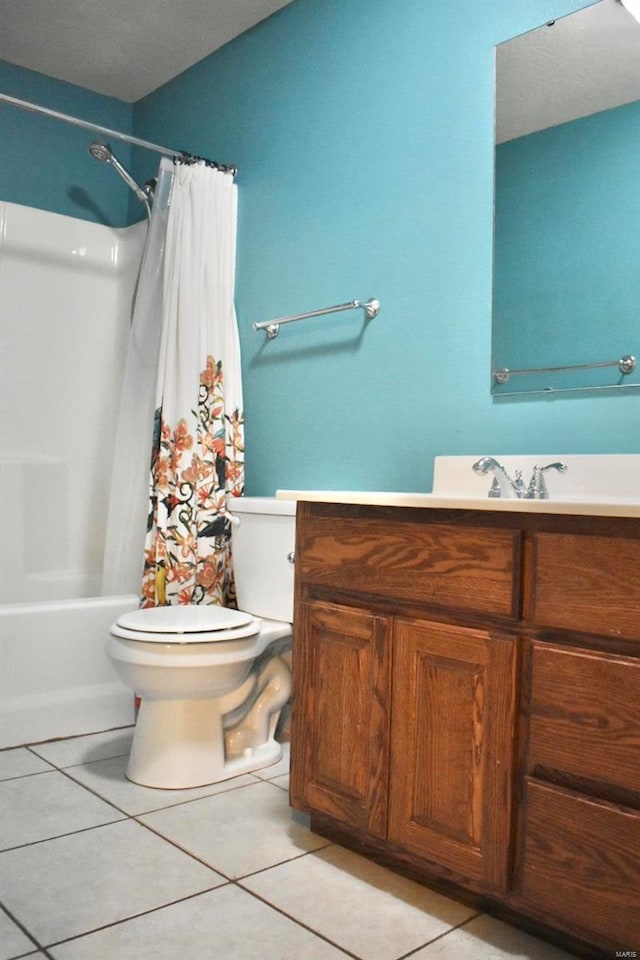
(0, 595, 138, 748)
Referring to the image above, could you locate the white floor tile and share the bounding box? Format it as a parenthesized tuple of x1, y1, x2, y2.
(0, 819, 225, 946)
(409, 914, 577, 959)
(269, 773, 290, 792)
(252, 741, 290, 780)
(0, 906, 38, 960)
(30, 728, 133, 768)
(0, 748, 54, 781)
(49, 885, 350, 960)
(242, 843, 477, 960)
(0, 771, 123, 850)
(140, 779, 328, 879)
(62, 753, 259, 815)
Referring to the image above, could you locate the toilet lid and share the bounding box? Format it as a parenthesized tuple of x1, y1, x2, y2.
(113, 605, 260, 643)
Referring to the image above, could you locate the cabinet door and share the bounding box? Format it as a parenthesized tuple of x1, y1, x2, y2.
(388, 618, 516, 890)
(290, 600, 391, 837)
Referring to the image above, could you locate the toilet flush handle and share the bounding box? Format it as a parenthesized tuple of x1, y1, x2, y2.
(222, 509, 241, 527)
(287, 552, 295, 564)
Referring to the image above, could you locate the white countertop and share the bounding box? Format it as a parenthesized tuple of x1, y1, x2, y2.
(277, 455, 640, 518)
(276, 489, 640, 518)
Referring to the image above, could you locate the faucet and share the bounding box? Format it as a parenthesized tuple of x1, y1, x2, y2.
(472, 457, 525, 498)
(472, 457, 567, 499)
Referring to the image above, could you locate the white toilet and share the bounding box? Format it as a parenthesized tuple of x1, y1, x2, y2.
(106, 497, 295, 789)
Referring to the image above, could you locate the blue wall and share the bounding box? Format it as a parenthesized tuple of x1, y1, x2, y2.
(133, 0, 638, 494)
(0, 60, 134, 226)
(494, 101, 640, 392)
(2, 0, 638, 494)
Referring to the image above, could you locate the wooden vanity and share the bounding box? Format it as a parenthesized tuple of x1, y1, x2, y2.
(287, 497, 640, 957)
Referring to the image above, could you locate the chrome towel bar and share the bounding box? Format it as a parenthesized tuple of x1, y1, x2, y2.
(253, 298, 380, 340)
(493, 354, 636, 384)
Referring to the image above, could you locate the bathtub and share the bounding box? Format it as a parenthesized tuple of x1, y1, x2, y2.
(0, 595, 138, 749)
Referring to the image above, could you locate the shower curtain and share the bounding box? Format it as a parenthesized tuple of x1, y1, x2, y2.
(102, 158, 175, 597)
(103, 158, 244, 608)
(140, 161, 244, 607)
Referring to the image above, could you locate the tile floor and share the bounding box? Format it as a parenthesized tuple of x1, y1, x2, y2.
(0, 728, 578, 960)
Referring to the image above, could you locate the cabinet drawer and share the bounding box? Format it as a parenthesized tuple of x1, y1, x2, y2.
(529, 533, 640, 641)
(298, 513, 519, 617)
(528, 642, 640, 796)
(520, 780, 640, 948)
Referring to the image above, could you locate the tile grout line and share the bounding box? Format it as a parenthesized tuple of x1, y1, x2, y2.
(0, 898, 48, 958)
(0, 726, 135, 756)
(129, 810, 331, 881)
(2, 754, 303, 870)
(54, 759, 265, 816)
(231, 880, 365, 960)
(233, 839, 334, 881)
(0, 818, 128, 856)
(128, 813, 237, 879)
(39, 883, 229, 953)
(395, 910, 484, 960)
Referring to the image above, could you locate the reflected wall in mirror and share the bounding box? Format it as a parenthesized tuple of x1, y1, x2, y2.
(492, 0, 640, 395)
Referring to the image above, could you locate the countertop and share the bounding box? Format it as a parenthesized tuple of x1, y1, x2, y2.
(276, 489, 640, 518)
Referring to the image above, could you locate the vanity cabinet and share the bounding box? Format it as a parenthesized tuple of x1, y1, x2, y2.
(289, 502, 640, 956)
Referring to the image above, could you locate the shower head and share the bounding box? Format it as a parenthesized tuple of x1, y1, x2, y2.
(88, 141, 113, 163)
(87, 141, 151, 217)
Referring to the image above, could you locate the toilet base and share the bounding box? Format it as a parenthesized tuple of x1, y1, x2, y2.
(126, 697, 283, 789)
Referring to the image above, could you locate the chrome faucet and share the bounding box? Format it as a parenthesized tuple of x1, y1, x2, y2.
(472, 457, 567, 500)
(472, 457, 526, 498)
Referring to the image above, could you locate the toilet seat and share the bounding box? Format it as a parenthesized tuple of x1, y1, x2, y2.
(112, 605, 262, 644)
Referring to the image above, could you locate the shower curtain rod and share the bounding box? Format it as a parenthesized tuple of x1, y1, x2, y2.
(0, 92, 237, 174)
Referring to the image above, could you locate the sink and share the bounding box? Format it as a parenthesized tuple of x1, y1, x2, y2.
(276, 454, 639, 518)
(432, 454, 640, 504)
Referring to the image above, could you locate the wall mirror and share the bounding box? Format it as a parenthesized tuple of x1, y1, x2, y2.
(492, 0, 640, 395)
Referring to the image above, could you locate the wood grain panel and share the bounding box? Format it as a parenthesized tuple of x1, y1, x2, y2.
(388, 618, 516, 889)
(529, 533, 640, 641)
(289, 600, 391, 837)
(298, 514, 519, 617)
(528, 641, 640, 796)
(520, 780, 640, 948)
(412, 655, 482, 845)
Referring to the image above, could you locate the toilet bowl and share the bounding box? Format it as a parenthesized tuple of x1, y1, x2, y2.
(106, 497, 295, 789)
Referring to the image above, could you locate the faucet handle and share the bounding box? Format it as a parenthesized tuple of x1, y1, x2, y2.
(527, 462, 568, 500)
(513, 469, 525, 496)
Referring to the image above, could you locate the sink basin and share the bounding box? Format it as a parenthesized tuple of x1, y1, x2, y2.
(276, 454, 640, 518)
(433, 454, 640, 504)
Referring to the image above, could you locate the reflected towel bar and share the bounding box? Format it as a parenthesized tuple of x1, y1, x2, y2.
(494, 354, 636, 384)
(253, 298, 380, 340)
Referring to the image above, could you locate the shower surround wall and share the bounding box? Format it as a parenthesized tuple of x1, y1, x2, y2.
(0, 201, 144, 746)
(0, 201, 146, 603)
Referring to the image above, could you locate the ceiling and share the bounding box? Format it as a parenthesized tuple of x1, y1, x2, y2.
(0, 0, 294, 102)
(0, 0, 637, 129)
(497, 0, 640, 142)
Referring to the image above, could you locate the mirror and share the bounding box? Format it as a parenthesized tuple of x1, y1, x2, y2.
(492, 0, 640, 395)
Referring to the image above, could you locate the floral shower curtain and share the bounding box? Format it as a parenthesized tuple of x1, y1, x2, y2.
(141, 160, 244, 608)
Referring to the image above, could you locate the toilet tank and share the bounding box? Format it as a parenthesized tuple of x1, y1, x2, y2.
(228, 497, 296, 623)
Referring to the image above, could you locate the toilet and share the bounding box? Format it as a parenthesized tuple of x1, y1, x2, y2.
(106, 497, 295, 789)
